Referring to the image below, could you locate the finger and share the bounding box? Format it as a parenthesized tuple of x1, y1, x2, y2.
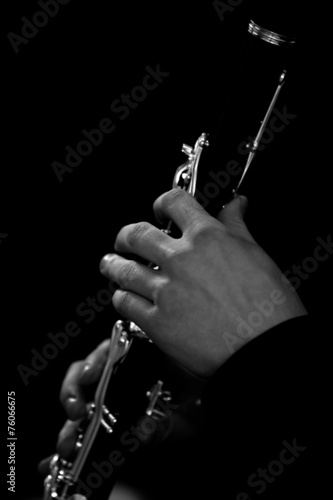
(217, 195, 256, 243)
(56, 419, 83, 460)
(112, 289, 156, 334)
(38, 419, 83, 477)
(153, 188, 210, 232)
(60, 361, 87, 420)
(99, 254, 162, 302)
(38, 454, 54, 478)
(83, 338, 111, 378)
(217, 195, 248, 224)
(60, 340, 111, 420)
(114, 221, 173, 265)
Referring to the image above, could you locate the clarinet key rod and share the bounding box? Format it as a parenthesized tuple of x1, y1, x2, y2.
(233, 70, 286, 196)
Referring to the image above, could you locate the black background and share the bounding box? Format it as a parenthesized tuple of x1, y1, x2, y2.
(2, 1, 331, 499)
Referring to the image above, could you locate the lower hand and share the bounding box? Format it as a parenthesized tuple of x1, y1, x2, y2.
(38, 340, 110, 476)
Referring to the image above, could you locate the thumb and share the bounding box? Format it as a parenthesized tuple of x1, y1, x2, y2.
(217, 196, 254, 241)
(217, 195, 248, 223)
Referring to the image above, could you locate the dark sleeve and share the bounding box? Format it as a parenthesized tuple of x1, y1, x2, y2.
(199, 315, 329, 499)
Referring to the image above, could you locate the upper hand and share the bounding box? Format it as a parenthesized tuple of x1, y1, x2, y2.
(99, 189, 306, 378)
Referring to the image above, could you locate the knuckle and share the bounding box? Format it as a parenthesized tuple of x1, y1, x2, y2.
(70, 360, 83, 372)
(161, 245, 186, 273)
(112, 289, 131, 314)
(59, 361, 82, 401)
(164, 188, 185, 206)
(154, 279, 172, 305)
(156, 188, 185, 213)
(61, 361, 80, 389)
(56, 420, 79, 458)
(95, 339, 111, 358)
(127, 222, 151, 247)
(155, 281, 184, 318)
(118, 262, 136, 289)
(152, 276, 171, 305)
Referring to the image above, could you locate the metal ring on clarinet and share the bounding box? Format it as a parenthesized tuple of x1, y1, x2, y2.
(248, 20, 297, 47)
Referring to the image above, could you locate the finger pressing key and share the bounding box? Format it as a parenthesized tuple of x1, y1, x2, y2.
(38, 418, 83, 478)
(38, 454, 55, 478)
(56, 419, 83, 461)
(60, 361, 87, 420)
(60, 340, 111, 420)
(82, 339, 111, 381)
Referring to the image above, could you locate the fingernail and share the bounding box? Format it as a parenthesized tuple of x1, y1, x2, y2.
(80, 363, 94, 381)
(80, 363, 101, 384)
(99, 254, 113, 275)
(238, 195, 248, 214)
(65, 397, 78, 418)
(66, 397, 87, 420)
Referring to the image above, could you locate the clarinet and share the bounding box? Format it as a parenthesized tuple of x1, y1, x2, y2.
(43, 5, 298, 499)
